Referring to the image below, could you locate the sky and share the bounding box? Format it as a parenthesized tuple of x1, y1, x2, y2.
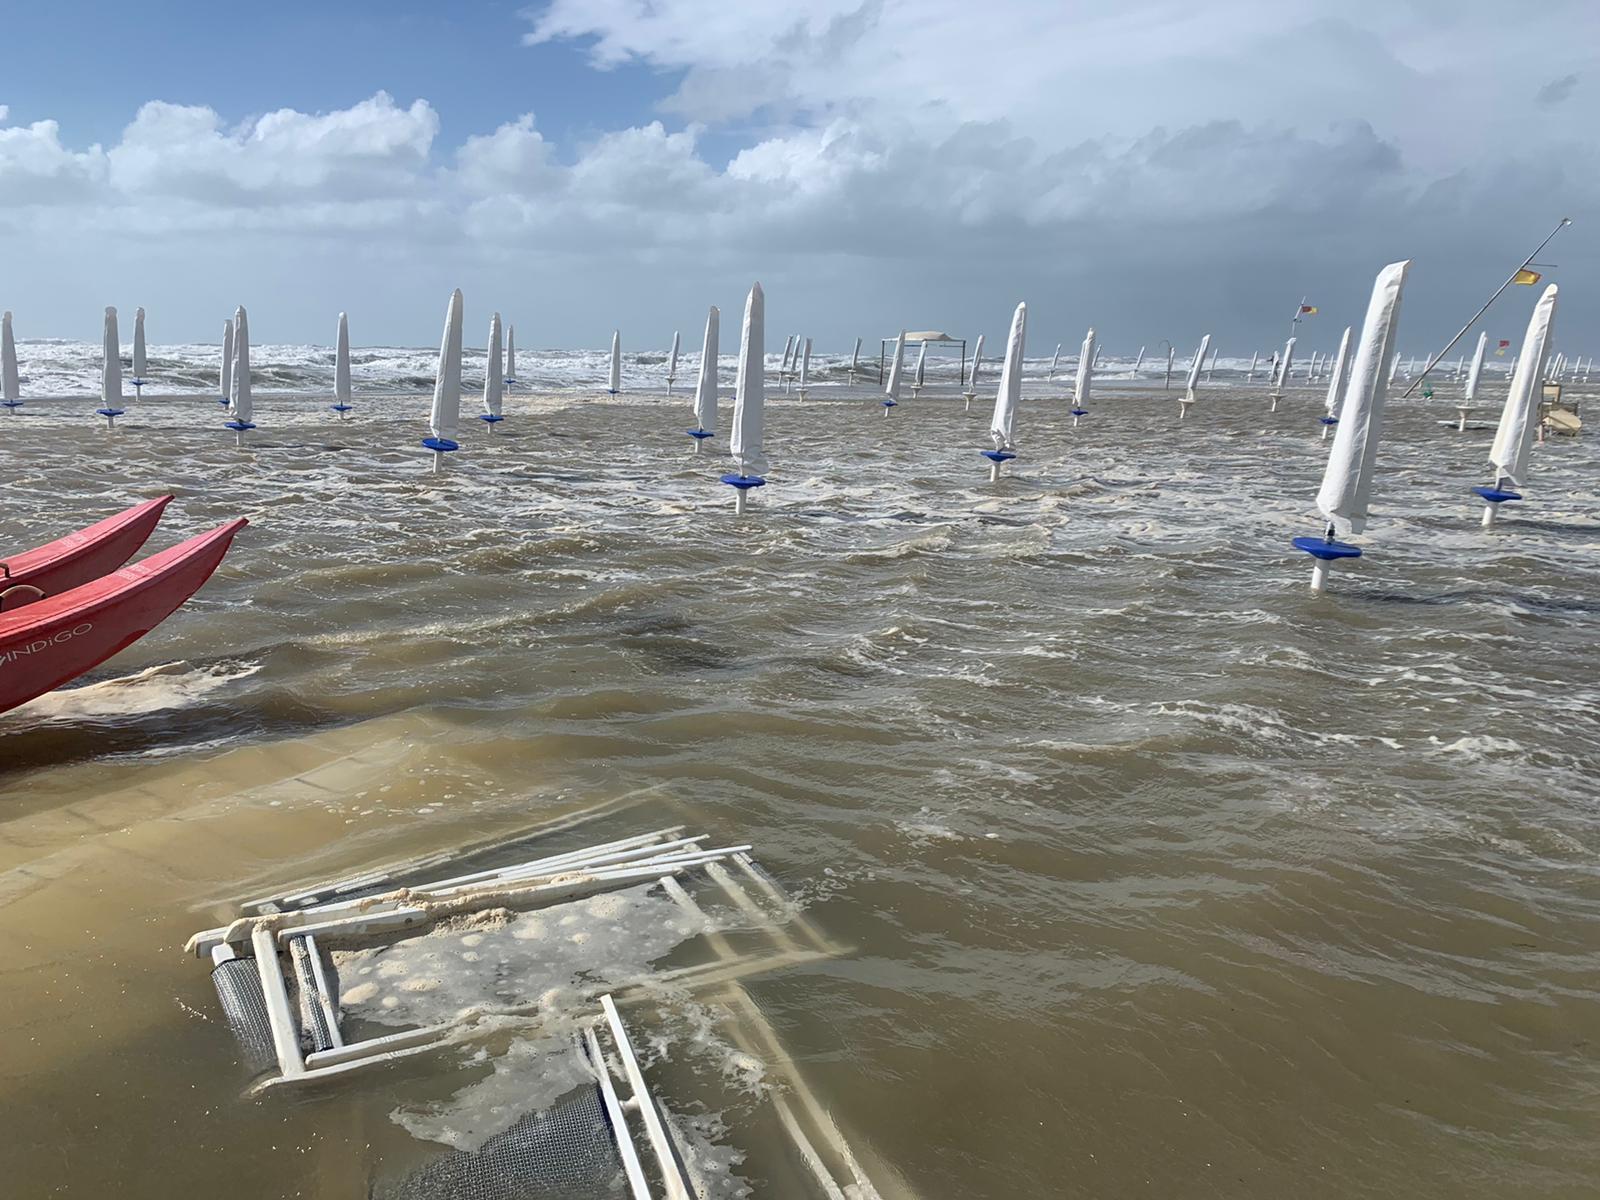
(1, 0, 1596, 356)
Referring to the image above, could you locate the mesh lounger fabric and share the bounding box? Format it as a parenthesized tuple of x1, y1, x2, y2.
(372, 1084, 627, 1200)
(211, 958, 278, 1074)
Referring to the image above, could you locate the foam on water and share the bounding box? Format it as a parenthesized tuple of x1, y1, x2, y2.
(334, 885, 711, 1029)
(6, 336, 1517, 399)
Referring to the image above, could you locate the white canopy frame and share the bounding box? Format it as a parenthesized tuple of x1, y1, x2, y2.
(878, 331, 969, 388)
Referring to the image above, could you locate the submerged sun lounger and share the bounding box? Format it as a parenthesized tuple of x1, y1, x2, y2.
(186, 817, 913, 1198)
(187, 826, 838, 1090)
(374, 994, 897, 1200)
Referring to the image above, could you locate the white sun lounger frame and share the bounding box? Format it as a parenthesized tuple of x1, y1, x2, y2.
(190, 831, 841, 1093)
(585, 982, 903, 1200)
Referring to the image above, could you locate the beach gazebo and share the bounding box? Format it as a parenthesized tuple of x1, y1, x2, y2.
(878, 331, 968, 386)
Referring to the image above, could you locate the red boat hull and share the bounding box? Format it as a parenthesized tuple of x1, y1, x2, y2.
(1, 495, 175, 608)
(0, 518, 248, 716)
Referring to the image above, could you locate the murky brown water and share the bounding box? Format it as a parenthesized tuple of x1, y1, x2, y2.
(2, 380, 1598, 1198)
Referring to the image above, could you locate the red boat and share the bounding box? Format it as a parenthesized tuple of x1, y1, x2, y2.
(1, 495, 175, 610)
(0, 518, 248, 715)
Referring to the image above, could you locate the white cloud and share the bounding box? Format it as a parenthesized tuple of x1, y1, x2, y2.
(0, 5, 1596, 346)
(107, 92, 438, 204)
(522, 0, 1600, 167)
(0, 114, 108, 205)
(456, 114, 559, 194)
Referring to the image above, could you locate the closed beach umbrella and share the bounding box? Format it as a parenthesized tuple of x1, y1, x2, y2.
(883, 330, 906, 412)
(1477, 284, 1557, 526)
(481, 311, 504, 429)
(1454, 330, 1488, 431)
(2, 312, 19, 410)
(332, 311, 353, 417)
(1320, 325, 1353, 440)
(964, 333, 986, 409)
(228, 305, 254, 439)
(1269, 336, 1295, 410)
(98, 307, 125, 428)
(722, 282, 767, 513)
(219, 319, 234, 406)
(667, 330, 680, 392)
(132, 307, 147, 390)
(1465, 331, 1488, 404)
(1294, 259, 1410, 589)
(1179, 333, 1211, 418)
(984, 302, 1027, 480)
(688, 305, 719, 448)
(424, 289, 463, 471)
(505, 325, 517, 385)
(1072, 327, 1094, 421)
(608, 331, 621, 395)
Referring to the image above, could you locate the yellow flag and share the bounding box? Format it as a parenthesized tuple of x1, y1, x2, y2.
(1513, 268, 1542, 286)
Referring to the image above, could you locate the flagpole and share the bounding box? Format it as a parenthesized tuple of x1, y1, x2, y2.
(1402, 216, 1572, 398)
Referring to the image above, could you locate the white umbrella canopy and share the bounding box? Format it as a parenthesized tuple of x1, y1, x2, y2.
(693, 305, 719, 434)
(1324, 326, 1353, 419)
(969, 333, 986, 388)
(1275, 337, 1297, 389)
(913, 339, 928, 386)
(990, 302, 1027, 452)
(1489, 283, 1558, 489)
(668, 330, 680, 384)
(2, 312, 19, 404)
(335, 312, 352, 405)
(608, 331, 621, 394)
(132, 307, 147, 381)
(1074, 327, 1095, 409)
(230, 306, 253, 424)
(1464, 330, 1488, 403)
(850, 336, 862, 374)
(1184, 334, 1211, 399)
(1049, 343, 1061, 380)
(101, 307, 123, 408)
(483, 312, 504, 419)
(884, 330, 906, 403)
(430, 289, 464, 442)
(1316, 260, 1410, 537)
(730, 282, 767, 478)
(505, 325, 517, 383)
(220, 319, 234, 403)
(780, 334, 795, 374)
(800, 337, 812, 389)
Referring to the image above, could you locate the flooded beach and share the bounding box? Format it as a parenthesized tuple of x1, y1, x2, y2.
(3, 376, 1598, 1197)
